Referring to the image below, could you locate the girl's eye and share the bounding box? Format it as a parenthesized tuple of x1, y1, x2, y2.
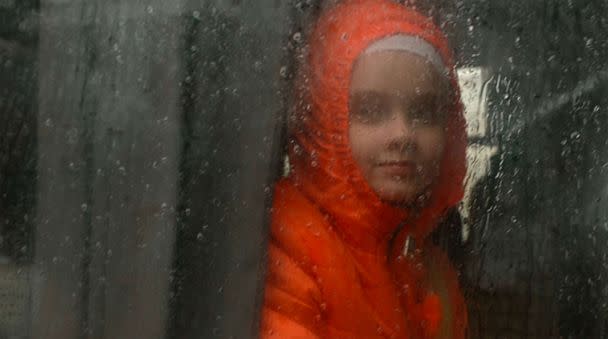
(407, 94, 448, 126)
(350, 93, 391, 124)
(411, 110, 436, 125)
(409, 104, 447, 126)
(352, 105, 389, 124)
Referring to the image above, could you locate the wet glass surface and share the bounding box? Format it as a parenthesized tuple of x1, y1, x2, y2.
(0, 0, 607, 338)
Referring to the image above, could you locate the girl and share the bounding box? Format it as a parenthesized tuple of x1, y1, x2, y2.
(261, 0, 467, 337)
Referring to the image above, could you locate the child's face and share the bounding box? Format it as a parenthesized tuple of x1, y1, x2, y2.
(349, 51, 451, 205)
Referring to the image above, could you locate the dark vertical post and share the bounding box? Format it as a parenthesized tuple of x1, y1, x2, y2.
(170, 1, 291, 337)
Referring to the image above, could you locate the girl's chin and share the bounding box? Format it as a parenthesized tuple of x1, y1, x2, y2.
(372, 179, 431, 208)
(375, 187, 418, 206)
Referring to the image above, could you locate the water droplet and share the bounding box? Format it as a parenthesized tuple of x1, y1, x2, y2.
(254, 61, 262, 71)
(292, 32, 302, 43)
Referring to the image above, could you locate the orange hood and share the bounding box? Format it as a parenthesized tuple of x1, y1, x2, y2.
(288, 0, 467, 252)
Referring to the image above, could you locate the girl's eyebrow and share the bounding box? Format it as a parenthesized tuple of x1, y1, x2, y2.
(409, 92, 441, 104)
(410, 86, 455, 105)
(350, 89, 390, 100)
(351, 89, 448, 107)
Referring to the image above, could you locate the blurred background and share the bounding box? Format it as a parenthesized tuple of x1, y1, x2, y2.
(1, 0, 607, 338)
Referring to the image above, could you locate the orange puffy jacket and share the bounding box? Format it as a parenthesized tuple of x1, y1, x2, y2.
(261, 0, 468, 338)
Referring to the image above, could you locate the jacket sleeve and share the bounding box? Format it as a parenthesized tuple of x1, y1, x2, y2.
(425, 244, 468, 339)
(260, 239, 324, 338)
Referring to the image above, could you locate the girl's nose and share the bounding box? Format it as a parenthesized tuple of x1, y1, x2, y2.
(385, 108, 416, 151)
(388, 108, 414, 140)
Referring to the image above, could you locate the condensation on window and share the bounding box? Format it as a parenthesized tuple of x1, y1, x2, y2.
(0, 0, 607, 338)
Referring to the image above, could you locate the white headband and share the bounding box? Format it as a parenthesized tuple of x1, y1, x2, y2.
(363, 34, 449, 75)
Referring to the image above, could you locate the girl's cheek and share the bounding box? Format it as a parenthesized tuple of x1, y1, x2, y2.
(419, 128, 446, 158)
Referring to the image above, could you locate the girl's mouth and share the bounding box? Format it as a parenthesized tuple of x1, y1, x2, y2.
(377, 161, 417, 177)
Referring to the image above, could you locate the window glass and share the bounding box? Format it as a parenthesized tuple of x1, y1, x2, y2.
(0, 0, 607, 338)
